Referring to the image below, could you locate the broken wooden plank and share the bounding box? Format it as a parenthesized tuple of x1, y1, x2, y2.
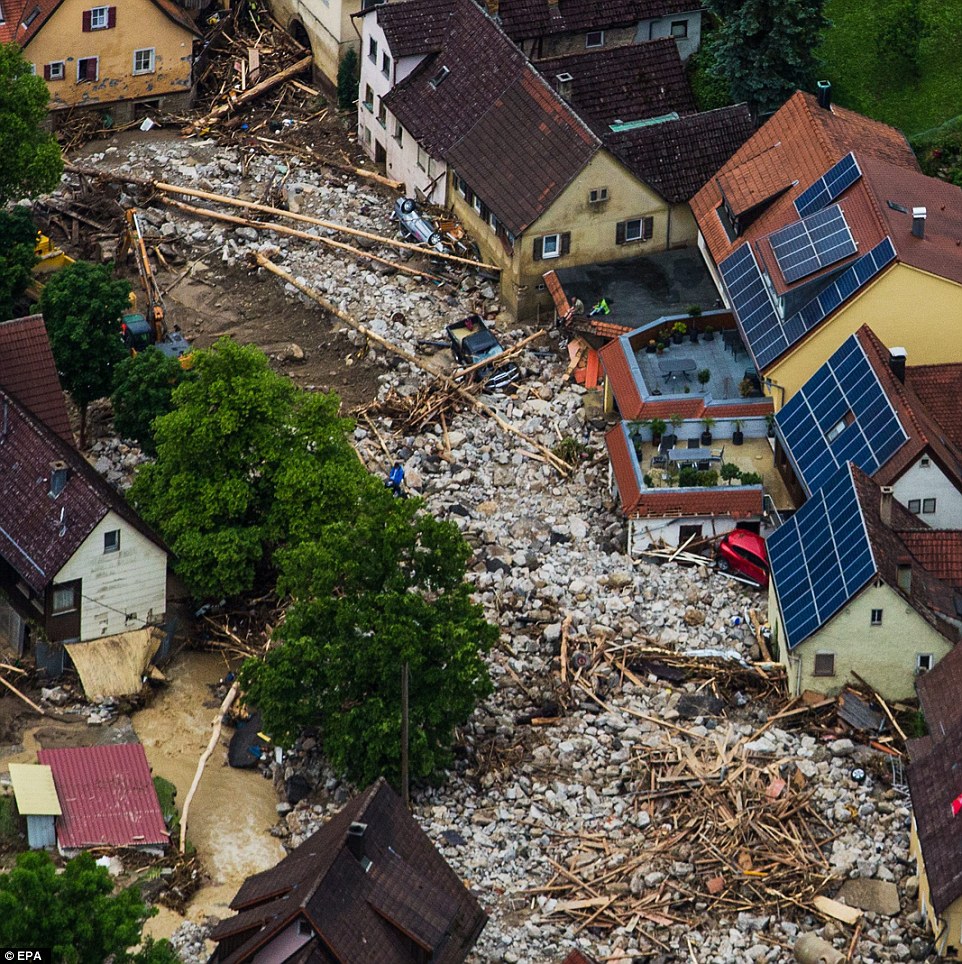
(813, 895, 862, 925)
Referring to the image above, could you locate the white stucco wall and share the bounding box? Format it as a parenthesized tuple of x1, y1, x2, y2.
(54, 510, 167, 641)
(637, 10, 702, 61)
(892, 456, 962, 529)
(628, 514, 741, 552)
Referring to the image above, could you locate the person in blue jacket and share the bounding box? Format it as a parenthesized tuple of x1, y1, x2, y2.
(386, 461, 406, 497)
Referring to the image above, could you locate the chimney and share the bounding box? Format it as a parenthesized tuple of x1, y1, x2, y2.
(346, 822, 367, 861)
(888, 347, 907, 383)
(816, 80, 832, 110)
(879, 486, 894, 527)
(48, 461, 70, 498)
(912, 206, 927, 239)
(554, 72, 573, 101)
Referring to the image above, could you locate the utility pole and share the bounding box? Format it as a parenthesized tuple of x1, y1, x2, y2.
(401, 662, 410, 809)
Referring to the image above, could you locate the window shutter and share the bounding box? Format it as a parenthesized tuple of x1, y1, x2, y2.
(107, 5, 116, 26)
(533, 237, 543, 261)
(615, 221, 626, 245)
(643, 216, 654, 240)
(82, 9, 92, 30)
(43, 63, 51, 80)
(560, 232, 570, 255)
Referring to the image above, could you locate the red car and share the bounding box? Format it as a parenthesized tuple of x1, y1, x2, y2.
(716, 529, 769, 588)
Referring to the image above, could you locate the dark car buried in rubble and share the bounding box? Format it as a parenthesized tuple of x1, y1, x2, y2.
(446, 315, 521, 391)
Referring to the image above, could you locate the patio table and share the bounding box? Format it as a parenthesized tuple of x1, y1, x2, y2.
(668, 447, 719, 466)
(658, 358, 697, 380)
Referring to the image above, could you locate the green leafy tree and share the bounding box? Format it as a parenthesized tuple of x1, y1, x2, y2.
(111, 349, 189, 455)
(128, 337, 360, 599)
(875, 0, 927, 80)
(241, 478, 497, 786)
(0, 43, 63, 204)
(337, 47, 359, 111)
(0, 851, 178, 964)
(0, 206, 39, 319)
(705, 0, 829, 116)
(40, 261, 130, 447)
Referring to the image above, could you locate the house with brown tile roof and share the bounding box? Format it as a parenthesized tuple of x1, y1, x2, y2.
(208, 778, 487, 964)
(767, 462, 962, 700)
(773, 325, 962, 529)
(0, 386, 168, 682)
(3, 0, 199, 124)
(489, 0, 704, 62)
(359, 0, 751, 320)
(691, 87, 962, 407)
(0, 316, 72, 445)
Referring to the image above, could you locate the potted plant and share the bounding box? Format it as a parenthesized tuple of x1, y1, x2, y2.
(739, 376, 755, 398)
(671, 321, 687, 344)
(740, 471, 763, 485)
(765, 413, 776, 438)
(697, 369, 711, 390)
(648, 417, 666, 445)
(646, 338, 657, 354)
(703, 324, 715, 342)
(721, 463, 742, 485)
(683, 384, 691, 393)
(656, 341, 666, 355)
(687, 305, 702, 343)
(732, 418, 744, 446)
(701, 416, 715, 446)
(664, 413, 683, 448)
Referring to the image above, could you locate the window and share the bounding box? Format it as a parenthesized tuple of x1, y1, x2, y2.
(363, 126, 372, 145)
(679, 524, 703, 544)
(416, 144, 428, 171)
(455, 174, 468, 199)
(670, 19, 688, 38)
(363, 84, 374, 111)
(588, 187, 608, 204)
(473, 194, 483, 215)
(870, 608, 883, 626)
(430, 65, 449, 87)
(825, 418, 848, 443)
(616, 217, 654, 244)
(917, 653, 934, 673)
(920, 456, 931, 468)
(132, 48, 155, 75)
(0, 3, 5, 23)
(923, 498, 937, 514)
(533, 232, 571, 261)
(381, 52, 391, 78)
(908, 498, 921, 514)
(51, 584, 79, 615)
(104, 529, 120, 553)
(76, 55, 97, 82)
(897, 563, 912, 594)
(813, 652, 835, 677)
(22, 5, 40, 27)
(44, 61, 65, 81)
(83, 5, 114, 30)
(585, 30, 604, 48)
(368, 36, 378, 63)
(393, 118, 402, 144)
(376, 101, 386, 128)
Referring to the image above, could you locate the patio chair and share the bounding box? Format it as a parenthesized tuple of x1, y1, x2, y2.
(650, 454, 668, 469)
(687, 438, 700, 449)
(711, 445, 725, 462)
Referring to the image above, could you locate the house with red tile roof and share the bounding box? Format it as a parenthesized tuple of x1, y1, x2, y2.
(691, 87, 962, 407)
(2, 0, 199, 124)
(37, 743, 168, 854)
(0, 386, 168, 682)
(774, 325, 962, 529)
(208, 778, 486, 964)
(766, 462, 962, 700)
(357, 0, 752, 320)
(491, 0, 704, 63)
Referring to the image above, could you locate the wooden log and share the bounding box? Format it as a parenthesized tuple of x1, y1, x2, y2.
(452, 328, 546, 381)
(254, 253, 574, 475)
(185, 54, 313, 133)
(180, 681, 239, 853)
(161, 197, 446, 284)
(0, 674, 45, 715)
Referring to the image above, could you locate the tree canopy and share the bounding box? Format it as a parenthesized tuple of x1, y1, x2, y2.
(705, 0, 829, 116)
(111, 348, 190, 455)
(0, 851, 178, 964)
(128, 337, 361, 599)
(241, 477, 497, 786)
(0, 43, 63, 204)
(40, 260, 130, 446)
(0, 205, 39, 320)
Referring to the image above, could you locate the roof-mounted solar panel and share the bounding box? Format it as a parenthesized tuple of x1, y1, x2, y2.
(794, 153, 862, 218)
(770, 204, 858, 283)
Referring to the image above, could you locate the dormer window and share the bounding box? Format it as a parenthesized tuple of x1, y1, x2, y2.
(22, 6, 40, 27)
(430, 66, 449, 88)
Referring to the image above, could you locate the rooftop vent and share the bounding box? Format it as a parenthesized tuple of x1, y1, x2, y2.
(879, 485, 894, 528)
(48, 461, 69, 498)
(889, 346, 907, 383)
(347, 821, 371, 871)
(912, 206, 927, 239)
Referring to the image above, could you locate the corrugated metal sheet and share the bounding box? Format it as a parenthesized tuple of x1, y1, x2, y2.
(37, 744, 168, 850)
(26, 814, 57, 850)
(9, 763, 61, 815)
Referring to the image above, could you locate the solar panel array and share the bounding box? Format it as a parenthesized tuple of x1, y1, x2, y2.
(767, 463, 876, 648)
(770, 204, 858, 284)
(775, 334, 908, 496)
(720, 237, 897, 369)
(794, 153, 862, 218)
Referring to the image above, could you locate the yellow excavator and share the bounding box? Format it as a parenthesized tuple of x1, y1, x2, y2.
(118, 209, 191, 365)
(26, 233, 75, 301)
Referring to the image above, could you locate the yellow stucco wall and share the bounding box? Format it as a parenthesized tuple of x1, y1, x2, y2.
(775, 581, 952, 700)
(26, 0, 195, 111)
(450, 150, 692, 321)
(910, 816, 962, 955)
(766, 263, 962, 408)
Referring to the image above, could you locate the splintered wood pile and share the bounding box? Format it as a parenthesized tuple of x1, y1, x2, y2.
(199, 600, 279, 660)
(355, 383, 470, 435)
